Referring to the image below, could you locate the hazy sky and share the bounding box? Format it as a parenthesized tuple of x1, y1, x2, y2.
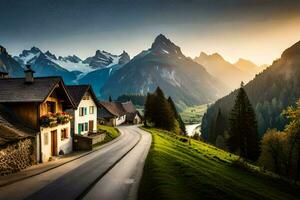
(1, 0, 300, 65)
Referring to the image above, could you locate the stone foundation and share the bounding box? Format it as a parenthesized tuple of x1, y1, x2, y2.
(0, 138, 34, 176)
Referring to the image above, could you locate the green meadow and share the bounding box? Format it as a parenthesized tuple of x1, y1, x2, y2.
(138, 127, 300, 200)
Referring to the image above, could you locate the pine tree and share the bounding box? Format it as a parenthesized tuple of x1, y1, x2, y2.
(228, 82, 260, 161)
(109, 96, 112, 102)
(168, 97, 186, 134)
(152, 87, 175, 131)
(214, 108, 226, 139)
(144, 93, 153, 126)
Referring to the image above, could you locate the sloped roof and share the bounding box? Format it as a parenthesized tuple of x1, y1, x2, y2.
(121, 101, 137, 113)
(0, 77, 75, 108)
(67, 85, 98, 108)
(99, 101, 126, 117)
(121, 101, 142, 121)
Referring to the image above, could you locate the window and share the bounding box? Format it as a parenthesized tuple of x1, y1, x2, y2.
(44, 132, 49, 145)
(78, 124, 84, 135)
(84, 122, 88, 131)
(47, 101, 56, 113)
(83, 93, 90, 100)
(79, 107, 87, 116)
(61, 128, 68, 140)
(89, 106, 94, 114)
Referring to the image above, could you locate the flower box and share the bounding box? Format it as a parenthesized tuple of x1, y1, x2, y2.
(40, 112, 72, 128)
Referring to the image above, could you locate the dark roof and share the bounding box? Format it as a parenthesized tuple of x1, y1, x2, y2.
(0, 77, 75, 108)
(97, 107, 115, 118)
(99, 101, 127, 117)
(0, 71, 8, 75)
(121, 101, 137, 113)
(121, 101, 141, 121)
(66, 85, 98, 108)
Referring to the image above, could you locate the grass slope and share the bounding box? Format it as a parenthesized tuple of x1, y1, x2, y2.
(138, 127, 300, 200)
(180, 104, 208, 124)
(93, 125, 120, 147)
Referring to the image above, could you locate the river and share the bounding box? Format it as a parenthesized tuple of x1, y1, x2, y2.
(185, 123, 201, 136)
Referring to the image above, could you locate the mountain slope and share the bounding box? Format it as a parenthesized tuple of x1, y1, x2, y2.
(13, 47, 130, 88)
(0, 46, 24, 77)
(234, 58, 263, 75)
(100, 34, 228, 109)
(14, 47, 79, 83)
(194, 52, 255, 90)
(201, 40, 300, 144)
(77, 51, 130, 96)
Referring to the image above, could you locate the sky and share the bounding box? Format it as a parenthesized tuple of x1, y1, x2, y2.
(1, 0, 300, 65)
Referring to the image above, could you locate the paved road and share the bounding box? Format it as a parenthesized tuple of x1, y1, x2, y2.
(0, 125, 151, 200)
(83, 126, 151, 200)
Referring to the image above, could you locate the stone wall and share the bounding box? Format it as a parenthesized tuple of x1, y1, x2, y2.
(0, 138, 34, 176)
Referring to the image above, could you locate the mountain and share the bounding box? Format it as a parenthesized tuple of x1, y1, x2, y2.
(100, 34, 228, 110)
(234, 58, 263, 75)
(13, 47, 129, 87)
(201, 40, 300, 144)
(194, 52, 255, 90)
(0, 46, 24, 77)
(77, 51, 130, 96)
(14, 47, 84, 83)
(83, 50, 130, 69)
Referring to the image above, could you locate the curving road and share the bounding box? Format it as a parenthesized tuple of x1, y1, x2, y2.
(0, 125, 151, 200)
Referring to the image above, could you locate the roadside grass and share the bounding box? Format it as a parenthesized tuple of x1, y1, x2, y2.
(138, 127, 300, 200)
(180, 104, 208, 124)
(93, 125, 120, 147)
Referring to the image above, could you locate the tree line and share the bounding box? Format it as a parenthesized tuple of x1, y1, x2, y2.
(144, 87, 186, 135)
(259, 100, 300, 181)
(212, 82, 300, 181)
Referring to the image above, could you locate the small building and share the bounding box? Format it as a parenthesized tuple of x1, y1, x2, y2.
(98, 101, 142, 126)
(121, 101, 142, 124)
(0, 66, 75, 163)
(98, 101, 127, 126)
(66, 85, 98, 136)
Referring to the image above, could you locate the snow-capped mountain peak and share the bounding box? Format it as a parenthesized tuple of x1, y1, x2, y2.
(14, 46, 42, 65)
(58, 55, 82, 63)
(45, 51, 57, 60)
(83, 50, 130, 69)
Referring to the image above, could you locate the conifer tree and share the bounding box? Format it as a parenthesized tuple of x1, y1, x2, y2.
(109, 96, 112, 102)
(144, 93, 153, 126)
(152, 87, 175, 131)
(214, 109, 226, 137)
(168, 97, 186, 134)
(228, 82, 259, 161)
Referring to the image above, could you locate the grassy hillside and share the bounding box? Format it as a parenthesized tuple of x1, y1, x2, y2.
(180, 104, 208, 124)
(138, 127, 300, 200)
(94, 125, 120, 147)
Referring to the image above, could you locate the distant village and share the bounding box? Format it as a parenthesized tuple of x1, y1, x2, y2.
(0, 65, 142, 175)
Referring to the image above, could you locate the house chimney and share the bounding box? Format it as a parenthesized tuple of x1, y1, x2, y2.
(0, 71, 9, 79)
(24, 64, 35, 83)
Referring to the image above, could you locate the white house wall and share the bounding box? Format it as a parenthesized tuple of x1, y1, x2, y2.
(74, 92, 97, 135)
(116, 115, 126, 126)
(40, 122, 72, 163)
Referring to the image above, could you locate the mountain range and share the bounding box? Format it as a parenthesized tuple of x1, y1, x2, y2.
(194, 52, 265, 90)
(201, 40, 300, 144)
(0, 34, 264, 110)
(100, 34, 228, 109)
